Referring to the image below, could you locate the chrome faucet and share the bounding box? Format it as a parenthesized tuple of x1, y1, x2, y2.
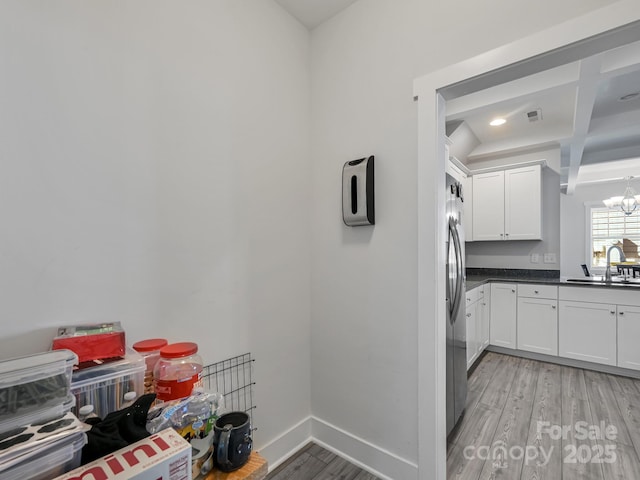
(605, 245, 626, 281)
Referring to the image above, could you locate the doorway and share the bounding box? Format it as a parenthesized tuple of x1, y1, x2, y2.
(414, 7, 640, 479)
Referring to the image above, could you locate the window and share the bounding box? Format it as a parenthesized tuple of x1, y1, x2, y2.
(589, 206, 640, 268)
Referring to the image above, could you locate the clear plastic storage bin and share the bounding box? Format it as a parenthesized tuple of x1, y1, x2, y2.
(70, 348, 144, 419)
(1, 431, 86, 480)
(0, 349, 77, 431)
(0, 395, 76, 436)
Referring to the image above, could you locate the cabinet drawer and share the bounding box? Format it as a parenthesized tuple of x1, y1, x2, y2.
(466, 285, 484, 305)
(559, 286, 640, 307)
(518, 284, 557, 300)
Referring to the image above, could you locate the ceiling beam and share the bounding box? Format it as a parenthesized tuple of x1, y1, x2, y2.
(565, 56, 602, 195)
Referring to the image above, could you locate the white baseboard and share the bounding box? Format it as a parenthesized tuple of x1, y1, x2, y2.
(257, 415, 419, 479)
(257, 416, 313, 472)
(311, 417, 418, 480)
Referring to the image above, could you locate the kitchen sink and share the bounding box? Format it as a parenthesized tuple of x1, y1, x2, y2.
(565, 276, 640, 286)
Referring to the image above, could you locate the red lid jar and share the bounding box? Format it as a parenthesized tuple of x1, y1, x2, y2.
(153, 342, 203, 402)
(133, 338, 168, 394)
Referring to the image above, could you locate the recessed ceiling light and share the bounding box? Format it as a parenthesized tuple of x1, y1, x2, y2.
(618, 92, 640, 102)
(490, 118, 506, 126)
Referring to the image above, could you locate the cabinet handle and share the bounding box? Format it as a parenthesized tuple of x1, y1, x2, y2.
(466, 313, 471, 317)
(505, 233, 509, 236)
(620, 311, 625, 315)
(610, 311, 616, 315)
(534, 290, 539, 294)
(552, 305, 556, 309)
(482, 303, 486, 306)
(511, 289, 516, 293)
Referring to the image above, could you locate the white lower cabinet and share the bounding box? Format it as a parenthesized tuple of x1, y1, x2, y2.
(466, 301, 478, 369)
(516, 284, 558, 356)
(466, 285, 490, 370)
(490, 283, 517, 349)
(479, 289, 490, 351)
(617, 305, 640, 371)
(558, 300, 617, 366)
(517, 297, 558, 355)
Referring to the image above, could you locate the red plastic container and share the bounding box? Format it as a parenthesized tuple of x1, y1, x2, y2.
(52, 323, 125, 363)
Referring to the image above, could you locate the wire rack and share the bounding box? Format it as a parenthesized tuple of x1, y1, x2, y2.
(201, 353, 256, 428)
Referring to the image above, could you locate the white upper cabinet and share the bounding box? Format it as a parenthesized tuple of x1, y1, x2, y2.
(505, 165, 542, 240)
(472, 170, 505, 241)
(472, 164, 542, 241)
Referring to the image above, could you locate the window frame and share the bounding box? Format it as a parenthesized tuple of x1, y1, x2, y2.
(585, 202, 640, 274)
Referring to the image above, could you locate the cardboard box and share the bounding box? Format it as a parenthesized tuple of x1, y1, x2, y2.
(54, 429, 191, 480)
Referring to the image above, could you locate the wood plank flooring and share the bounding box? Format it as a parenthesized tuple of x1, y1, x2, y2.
(265, 352, 640, 480)
(448, 351, 640, 480)
(266, 442, 381, 480)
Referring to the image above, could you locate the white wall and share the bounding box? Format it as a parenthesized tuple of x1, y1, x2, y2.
(465, 148, 561, 270)
(309, 0, 617, 475)
(561, 179, 633, 278)
(0, 0, 629, 476)
(0, 0, 311, 458)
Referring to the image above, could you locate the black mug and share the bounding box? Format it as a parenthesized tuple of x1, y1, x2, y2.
(213, 411, 252, 472)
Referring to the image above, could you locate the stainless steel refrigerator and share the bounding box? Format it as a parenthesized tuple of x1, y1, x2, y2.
(446, 173, 467, 436)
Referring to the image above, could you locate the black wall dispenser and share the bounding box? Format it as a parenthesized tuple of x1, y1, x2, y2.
(342, 155, 375, 226)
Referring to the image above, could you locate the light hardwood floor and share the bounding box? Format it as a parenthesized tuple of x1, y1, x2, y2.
(266, 442, 381, 480)
(265, 352, 640, 480)
(448, 351, 640, 480)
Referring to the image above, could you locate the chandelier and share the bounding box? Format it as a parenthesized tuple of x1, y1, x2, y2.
(603, 176, 640, 215)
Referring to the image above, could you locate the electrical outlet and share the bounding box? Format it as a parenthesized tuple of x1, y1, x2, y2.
(530, 253, 540, 263)
(544, 253, 557, 264)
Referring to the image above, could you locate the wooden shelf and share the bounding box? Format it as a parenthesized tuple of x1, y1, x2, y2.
(205, 452, 268, 480)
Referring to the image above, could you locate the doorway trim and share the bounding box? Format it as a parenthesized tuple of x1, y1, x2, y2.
(414, 3, 640, 478)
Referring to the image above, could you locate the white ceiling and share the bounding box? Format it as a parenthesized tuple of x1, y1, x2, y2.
(447, 39, 640, 194)
(274, 0, 359, 29)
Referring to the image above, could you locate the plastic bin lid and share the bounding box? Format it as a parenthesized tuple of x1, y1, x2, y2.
(160, 342, 198, 358)
(0, 350, 77, 388)
(132, 338, 168, 352)
(71, 348, 145, 388)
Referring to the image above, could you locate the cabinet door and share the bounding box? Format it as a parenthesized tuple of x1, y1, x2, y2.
(559, 300, 616, 366)
(472, 171, 505, 241)
(505, 165, 542, 240)
(490, 283, 517, 348)
(466, 301, 477, 370)
(618, 305, 640, 370)
(480, 288, 490, 350)
(517, 297, 558, 355)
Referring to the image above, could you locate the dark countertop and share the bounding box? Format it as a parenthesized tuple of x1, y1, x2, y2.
(466, 275, 560, 290)
(465, 268, 640, 291)
(466, 268, 559, 290)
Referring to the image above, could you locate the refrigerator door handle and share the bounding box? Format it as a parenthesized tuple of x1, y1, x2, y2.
(447, 222, 456, 324)
(449, 218, 464, 323)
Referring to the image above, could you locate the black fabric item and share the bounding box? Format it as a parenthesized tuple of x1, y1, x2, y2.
(81, 393, 156, 464)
